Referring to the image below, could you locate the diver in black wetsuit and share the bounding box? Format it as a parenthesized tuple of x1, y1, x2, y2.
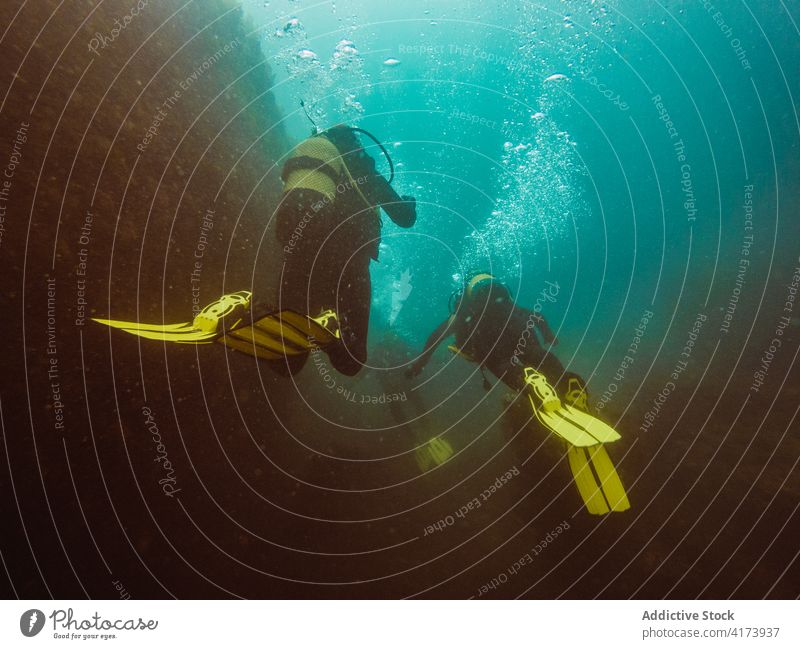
(405, 272, 631, 515)
(406, 272, 585, 399)
(274, 124, 416, 376)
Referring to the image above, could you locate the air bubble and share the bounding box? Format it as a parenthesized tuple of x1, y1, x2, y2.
(297, 49, 318, 61)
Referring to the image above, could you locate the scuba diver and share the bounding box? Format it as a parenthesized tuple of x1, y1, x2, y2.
(405, 272, 569, 392)
(92, 123, 415, 377)
(405, 272, 630, 515)
(274, 123, 416, 376)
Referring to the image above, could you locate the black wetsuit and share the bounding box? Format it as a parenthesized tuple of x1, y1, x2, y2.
(414, 279, 575, 392)
(275, 126, 415, 376)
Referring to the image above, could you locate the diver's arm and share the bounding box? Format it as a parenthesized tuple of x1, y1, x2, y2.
(406, 317, 453, 378)
(348, 149, 416, 228)
(365, 173, 417, 228)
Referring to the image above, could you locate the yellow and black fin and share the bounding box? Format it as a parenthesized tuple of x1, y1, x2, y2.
(567, 445, 630, 514)
(567, 445, 611, 515)
(447, 344, 478, 363)
(92, 291, 341, 361)
(92, 291, 252, 344)
(415, 437, 454, 472)
(524, 368, 620, 446)
(522, 367, 630, 514)
(220, 308, 340, 360)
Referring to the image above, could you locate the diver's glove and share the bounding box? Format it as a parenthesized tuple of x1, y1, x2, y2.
(400, 195, 416, 217)
(384, 195, 416, 228)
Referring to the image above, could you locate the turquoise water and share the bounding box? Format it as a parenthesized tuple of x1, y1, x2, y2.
(248, 0, 798, 405)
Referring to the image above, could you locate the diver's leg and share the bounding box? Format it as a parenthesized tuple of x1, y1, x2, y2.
(265, 353, 310, 378)
(483, 356, 522, 391)
(535, 350, 567, 385)
(275, 189, 329, 314)
(278, 257, 308, 315)
(327, 254, 371, 376)
(503, 345, 567, 395)
(270, 192, 332, 376)
(275, 189, 326, 243)
(488, 342, 568, 392)
(276, 200, 311, 313)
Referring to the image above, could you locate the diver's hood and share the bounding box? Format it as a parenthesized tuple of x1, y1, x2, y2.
(465, 272, 496, 296)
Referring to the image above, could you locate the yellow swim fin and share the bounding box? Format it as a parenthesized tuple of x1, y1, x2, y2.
(92, 291, 341, 361)
(587, 444, 630, 512)
(566, 445, 630, 514)
(90, 323, 220, 343)
(93, 291, 252, 343)
(567, 446, 611, 515)
(447, 344, 478, 363)
(524, 368, 620, 446)
(415, 437, 454, 472)
(90, 319, 202, 334)
(522, 367, 630, 514)
(563, 376, 589, 411)
(556, 405, 620, 443)
(221, 308, 339, 360)
(530, 397, 609, 446)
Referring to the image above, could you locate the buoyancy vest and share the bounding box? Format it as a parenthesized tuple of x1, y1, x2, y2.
(281, 132, 384, 257)
(282, 135, 345, 201)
